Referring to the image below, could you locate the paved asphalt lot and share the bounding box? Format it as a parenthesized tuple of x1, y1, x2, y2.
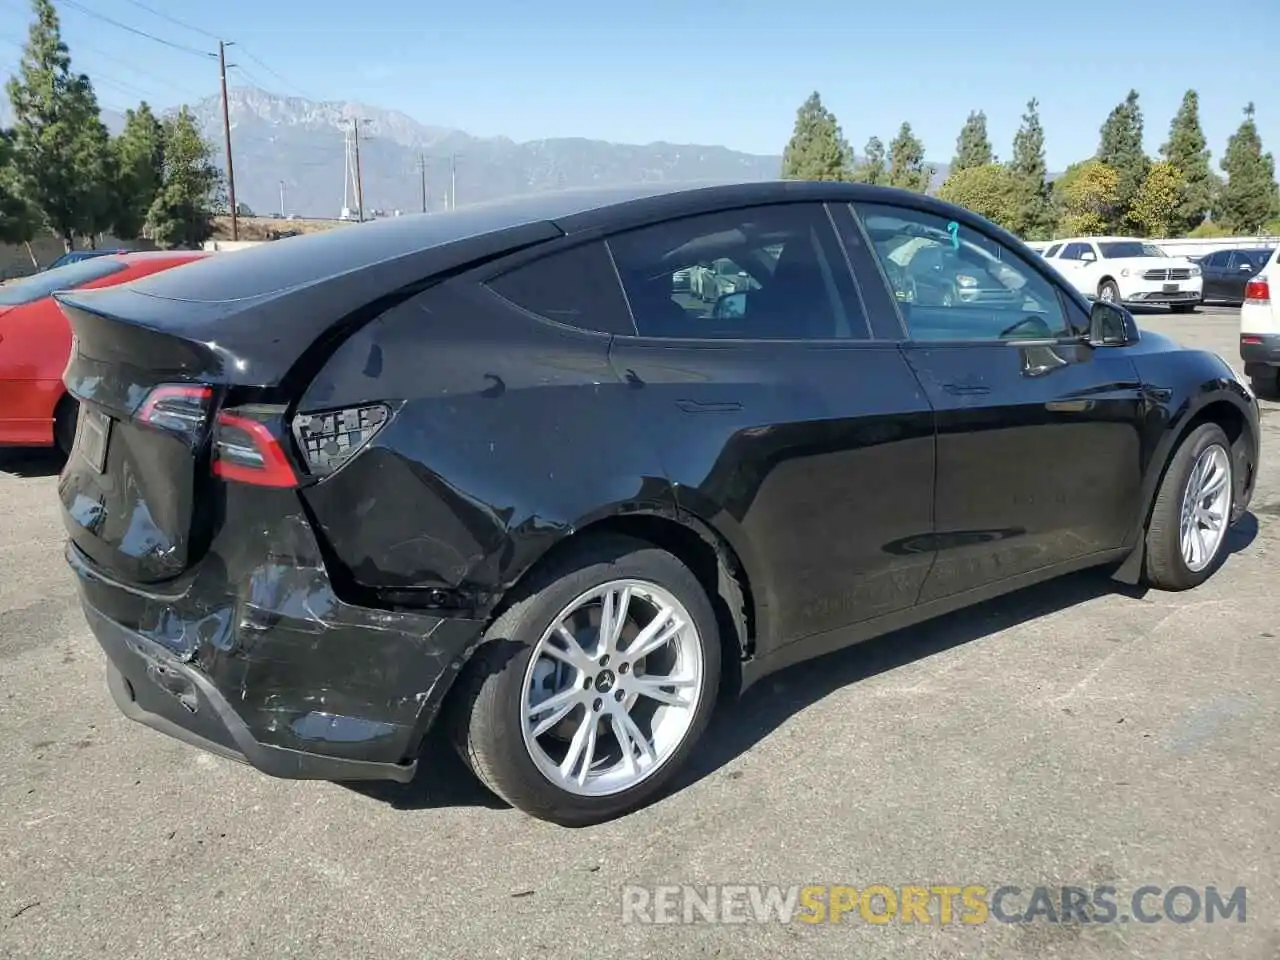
(2, 305, 1278, 959)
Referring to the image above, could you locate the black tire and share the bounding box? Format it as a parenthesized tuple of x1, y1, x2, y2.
(449, 534, 722, 827)
(1169, 303, 1196, 313)
(53, 395, 79, 457)
(1249, 368, 1280, 399)
(1143, 422, 1234, 591)
(1098, 279, 1121, 305)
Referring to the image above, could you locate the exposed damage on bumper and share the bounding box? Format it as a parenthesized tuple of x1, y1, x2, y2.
(68, 506, 487, 781)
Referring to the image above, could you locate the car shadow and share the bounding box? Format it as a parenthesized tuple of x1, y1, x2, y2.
(0, 448, 64, 478)
(344, 514, 1261, 817)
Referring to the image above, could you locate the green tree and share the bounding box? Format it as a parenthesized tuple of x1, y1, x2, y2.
(1008, 97, 1053, 239)
(146, 106, 223, 249)
(1160, 90, 1213, 234)
(1053, 159, 1119, 236)
(1129, 161, 1185, 237)
(952, 110, 993, 172)
(780, 91, 853, 181)
(850, 136, 888, 185)
(937, 163, 1020, 230)
(1217, 103, 1280, 234)
(5, 0, 114, 251)
(0, 129, 36, 244)
(1097, 89, 1149, 231)
(888, 122, 930, 192)
(1187, 220, 1232, 239)
(112, 102, 166, 240)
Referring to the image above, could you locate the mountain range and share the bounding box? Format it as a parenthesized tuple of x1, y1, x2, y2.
(3, 87, 953, 218)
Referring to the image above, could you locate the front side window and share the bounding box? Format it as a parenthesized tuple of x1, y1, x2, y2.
(607, 203, 868, 340)
(854, 203, 1073, 342)
(1098, 241, 1165, 259)
(0, 257, 126, 306)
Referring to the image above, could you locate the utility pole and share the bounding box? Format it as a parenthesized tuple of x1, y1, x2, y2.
(218, 40, 239, 240)
(278, 180, 286, 218)
(351, 118, 367, 222)
(417, 153, 427, 213)
(450, 153, 457, 210)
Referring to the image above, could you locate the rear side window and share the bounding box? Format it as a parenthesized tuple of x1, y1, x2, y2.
(0, 257, 126, 306)
(1044, 243, 1062, 258)
(607, 202, 869, 340)
(486, 241, 636, 335)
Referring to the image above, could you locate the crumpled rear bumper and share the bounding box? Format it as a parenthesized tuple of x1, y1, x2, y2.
(68, 530, 488, 781)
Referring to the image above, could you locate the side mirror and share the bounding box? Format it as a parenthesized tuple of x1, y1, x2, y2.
(1088, 299, 1138, 347)
(1080, 251, 1097, 263)
(713, 291, 747, 320)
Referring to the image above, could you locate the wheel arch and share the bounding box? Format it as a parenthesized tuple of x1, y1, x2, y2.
(1113, 387, 1256, 584)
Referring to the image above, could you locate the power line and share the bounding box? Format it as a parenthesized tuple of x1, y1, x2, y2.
(58, 0, 213, 58)
(117, 0, 219, 41)
(235, 46, 311, 100)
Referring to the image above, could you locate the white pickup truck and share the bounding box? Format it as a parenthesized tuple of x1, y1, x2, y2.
(1040, 236, 1203, 312)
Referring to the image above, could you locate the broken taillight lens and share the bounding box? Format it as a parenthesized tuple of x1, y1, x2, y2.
(212, 410, 298, 488)
(137, 384, 214, 433)
(292, 404, 390, 478)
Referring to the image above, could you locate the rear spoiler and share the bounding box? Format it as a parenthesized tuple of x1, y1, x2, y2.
(54, 218, 562, 391)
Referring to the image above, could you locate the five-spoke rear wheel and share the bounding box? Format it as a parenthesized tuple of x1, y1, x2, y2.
(451, 535, 721, 826)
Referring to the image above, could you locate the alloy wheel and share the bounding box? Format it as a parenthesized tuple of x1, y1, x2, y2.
(1179, 443, 1231, 573)
(520, 579, 705, 798)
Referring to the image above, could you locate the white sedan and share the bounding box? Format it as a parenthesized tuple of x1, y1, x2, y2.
(1040, 236, 1203, 312)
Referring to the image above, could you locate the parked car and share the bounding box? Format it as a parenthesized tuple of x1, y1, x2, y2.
(43, 248, 128, 271)
(1199, 247, 1275, 306)
(1041, 236, 1203, 311)
(1239, 245, 1280, 396)
(0, 251, 209, 453)
(56, 182, 1259, 826)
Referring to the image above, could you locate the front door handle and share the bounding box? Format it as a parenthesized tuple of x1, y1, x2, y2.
(676, 399, 743, 414)
(941, 383, 991, 396)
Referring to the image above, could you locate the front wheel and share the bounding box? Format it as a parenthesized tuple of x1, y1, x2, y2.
(1169, 303, 1197, 314)
(1098, 279, 1121, 305)
(1143, 422, 1234, 590)
(450, 535, 722, 826)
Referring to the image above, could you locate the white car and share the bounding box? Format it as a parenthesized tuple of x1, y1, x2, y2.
(1041, 236, 1203, 312)
(1239, 245, 1280, 396)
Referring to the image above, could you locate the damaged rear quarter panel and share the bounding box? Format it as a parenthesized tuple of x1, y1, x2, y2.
(296, 279, 677, 606)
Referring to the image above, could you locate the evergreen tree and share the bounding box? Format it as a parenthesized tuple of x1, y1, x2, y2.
(780, 92, 853, 181)
(887, 122, 930, 192)
(850, 136, 888, 185)
(1129, 161, 1185, 237)
(1008, 98, 1052, 239)
(113, 102, 166, 240)
(5, 0, 114, 251)
(1097, 90, 1150, 232)
(146, 106, 223, 249)
(953, 110, 993, 172)
(0, 129, 36, 244)
(1218, 103, 1280, 234)
(1160, 90, 1213, 235)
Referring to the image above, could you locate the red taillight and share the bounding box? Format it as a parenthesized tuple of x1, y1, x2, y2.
(1244, 279, 1270, 304)
(212, 412, 298, 488)
(1242, 335, 1264, 345)
(137, 384, 214, 432)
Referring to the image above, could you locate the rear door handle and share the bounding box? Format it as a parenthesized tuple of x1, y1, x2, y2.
(676, 399, 743, 413)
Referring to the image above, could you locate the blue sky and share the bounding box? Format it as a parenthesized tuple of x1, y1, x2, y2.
(0, 0, 1275, 172)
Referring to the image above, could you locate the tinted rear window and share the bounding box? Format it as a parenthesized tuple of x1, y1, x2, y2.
(0, 257, 126, 306)
(487, 241, 635, 335)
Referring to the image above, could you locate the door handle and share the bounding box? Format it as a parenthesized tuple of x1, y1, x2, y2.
(942, 383, 990, 396)
(676, 399, 743, 413)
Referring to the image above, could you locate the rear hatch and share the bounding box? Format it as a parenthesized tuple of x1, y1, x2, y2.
(56, 213, 562, 585)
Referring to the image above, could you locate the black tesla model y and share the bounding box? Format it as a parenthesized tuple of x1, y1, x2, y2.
(56, 182, 1260, 826)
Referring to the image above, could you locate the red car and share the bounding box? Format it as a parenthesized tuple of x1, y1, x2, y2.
(0, 250, 209, 453)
